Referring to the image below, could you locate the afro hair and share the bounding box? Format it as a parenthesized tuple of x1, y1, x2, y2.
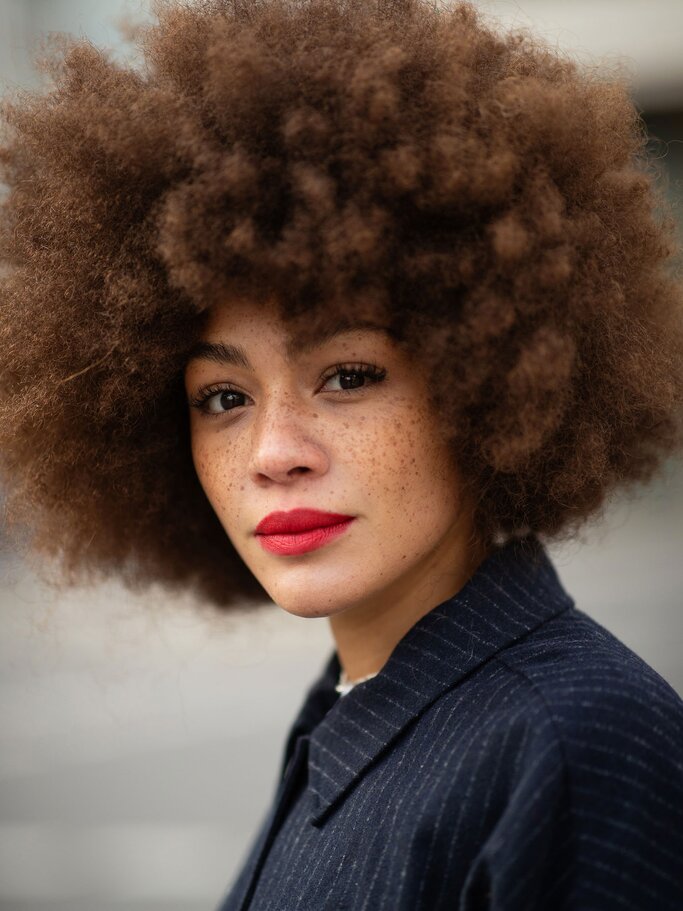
(1, 0, 682, 609)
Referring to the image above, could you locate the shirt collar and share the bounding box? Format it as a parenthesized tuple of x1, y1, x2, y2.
(279, 532, 575, 826)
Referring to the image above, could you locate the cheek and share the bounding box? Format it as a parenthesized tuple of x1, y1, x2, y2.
(190, 431, 240, 522)
(377, 412, 460, 514)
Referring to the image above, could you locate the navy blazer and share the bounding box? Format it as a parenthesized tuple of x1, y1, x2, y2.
(217, 534, 683, 910)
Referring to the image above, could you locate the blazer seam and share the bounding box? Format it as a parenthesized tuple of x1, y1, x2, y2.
(492, 653, 575, 828)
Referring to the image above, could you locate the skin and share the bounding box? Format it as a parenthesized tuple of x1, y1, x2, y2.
(184, 297, 491, 682)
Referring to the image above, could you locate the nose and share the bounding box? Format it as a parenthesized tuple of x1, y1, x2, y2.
(248, 400, 329, 484)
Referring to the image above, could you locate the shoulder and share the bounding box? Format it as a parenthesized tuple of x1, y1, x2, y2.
(497, 606, 683, 797)
(430, 604, 683, 785)
(499, 605, 683, 760)
(487, 607, 683, 904)
(451, 608, 683, 909)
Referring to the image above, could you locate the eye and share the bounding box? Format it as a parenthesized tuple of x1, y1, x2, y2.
(189, 385, 248, 416)
(189, 362, 387, 418)
(320, 362, 387, 395)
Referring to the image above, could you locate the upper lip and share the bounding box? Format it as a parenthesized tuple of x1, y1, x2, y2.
(255, 509, 355, 535)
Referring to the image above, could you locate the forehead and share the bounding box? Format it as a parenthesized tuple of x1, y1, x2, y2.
(185, 306, 395, 371)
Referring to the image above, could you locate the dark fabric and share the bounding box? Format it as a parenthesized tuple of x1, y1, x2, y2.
(217, 533, 683, 911)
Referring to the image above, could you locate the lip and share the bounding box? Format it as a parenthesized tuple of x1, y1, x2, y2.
(256, 518, 356, 556)
(255, 509, 356, 535)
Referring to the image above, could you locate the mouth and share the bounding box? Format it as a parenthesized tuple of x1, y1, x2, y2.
(256, 517, 356, 556)
(255, 508, 356, 535)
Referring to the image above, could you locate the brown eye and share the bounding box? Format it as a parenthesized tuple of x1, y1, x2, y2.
(321, 363, 387, 395)
(190, 386, 248, 415)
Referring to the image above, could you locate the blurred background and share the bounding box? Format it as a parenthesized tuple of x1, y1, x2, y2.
(0, 1, 682, 909)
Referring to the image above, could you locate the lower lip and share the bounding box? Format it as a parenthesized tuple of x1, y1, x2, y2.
(256, 519, 356, 556)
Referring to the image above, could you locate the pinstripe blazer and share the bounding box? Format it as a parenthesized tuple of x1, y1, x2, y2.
(217, 533, 683, 911)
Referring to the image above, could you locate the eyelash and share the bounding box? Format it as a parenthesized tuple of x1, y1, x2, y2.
(189, 362, 387, 418)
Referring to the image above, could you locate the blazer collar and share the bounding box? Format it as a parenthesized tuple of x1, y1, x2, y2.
(281, 533, 575, 826)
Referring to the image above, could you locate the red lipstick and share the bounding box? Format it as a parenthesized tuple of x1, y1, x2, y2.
(255, 509, 356, 556)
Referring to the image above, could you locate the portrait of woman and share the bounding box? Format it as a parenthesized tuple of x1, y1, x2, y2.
(1, 0, 682, 908)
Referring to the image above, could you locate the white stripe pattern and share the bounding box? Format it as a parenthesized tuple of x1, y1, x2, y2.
(217, 534, 683, 911)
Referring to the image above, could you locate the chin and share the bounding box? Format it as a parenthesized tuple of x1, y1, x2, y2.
(268, 582, 359, 619)
(278, 602, 337, 619)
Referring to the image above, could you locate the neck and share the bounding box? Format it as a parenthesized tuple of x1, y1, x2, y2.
(329, 526, 491, 683)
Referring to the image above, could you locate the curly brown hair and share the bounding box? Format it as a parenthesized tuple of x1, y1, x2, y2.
(1, 0, 682, 610)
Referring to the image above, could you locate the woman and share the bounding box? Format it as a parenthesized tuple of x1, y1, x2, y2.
(1, 0, 682, 908)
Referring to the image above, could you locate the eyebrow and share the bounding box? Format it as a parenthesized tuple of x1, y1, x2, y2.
(184, 321, 389, 371)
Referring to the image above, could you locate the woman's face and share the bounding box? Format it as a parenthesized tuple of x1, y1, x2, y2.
(183, 297, 480, 619)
